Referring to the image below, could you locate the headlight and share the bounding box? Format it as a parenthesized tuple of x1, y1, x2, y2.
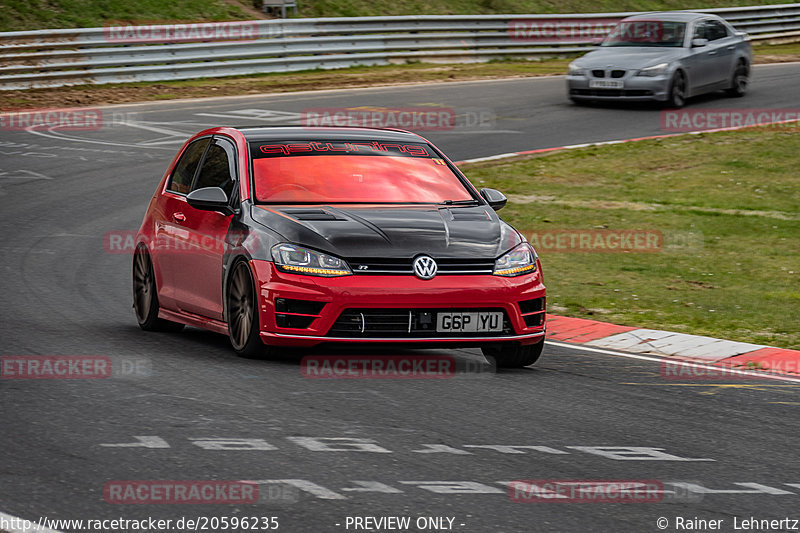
(271, 243, 351, 277)
(568, 63, 585, 76)
(493, 243, 537, 277)
(636, 62, 669, 77)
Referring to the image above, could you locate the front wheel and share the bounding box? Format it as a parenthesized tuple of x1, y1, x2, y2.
(726, 61, 749, 97)
(482, 339, 544, 368)
(226, 260, 268, 358)
(666, 71, 687, 108)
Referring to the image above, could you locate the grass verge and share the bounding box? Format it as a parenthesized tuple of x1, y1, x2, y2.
(462, 127, 800, 349)
(1, 42, 798, 110)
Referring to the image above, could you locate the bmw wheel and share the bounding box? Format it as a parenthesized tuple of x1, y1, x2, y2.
(666, 71, 686, 108)
(726, 60, 749, 97)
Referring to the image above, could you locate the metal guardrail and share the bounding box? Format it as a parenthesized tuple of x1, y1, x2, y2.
(1, 4, 799, 90)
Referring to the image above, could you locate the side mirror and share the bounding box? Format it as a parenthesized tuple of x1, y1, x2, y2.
(691, 38, 708, 48)
(480, 188, 507, 211)
(187, 186, 232, 214)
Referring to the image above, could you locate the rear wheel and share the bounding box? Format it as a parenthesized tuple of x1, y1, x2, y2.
(132, 246, 184, 332)
(227, 260, 268, 358)
(666, 71, 686, 108)
(482, 339, 544, 368)
(726, 61, 749, 97)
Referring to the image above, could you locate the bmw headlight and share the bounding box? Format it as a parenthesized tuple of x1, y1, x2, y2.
(271, 243, 352, 277)
(493, 243, 537, 277)
(636, 62, 669, 77)
(568, 63, 585, 76)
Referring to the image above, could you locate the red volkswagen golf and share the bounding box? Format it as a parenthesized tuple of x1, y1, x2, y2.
(133, 127, 546, 367)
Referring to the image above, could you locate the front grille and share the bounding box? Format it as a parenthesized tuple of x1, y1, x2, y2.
(571, 89, 653, 97)
(611, 69, 626, 78)
(349, 258, 495, 275)
(327, 308, 513, 338)
(592, 69, 605, 78)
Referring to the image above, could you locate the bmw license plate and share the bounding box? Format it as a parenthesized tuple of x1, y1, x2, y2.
(589, 80, 624, 89)
(437, 312, 503, 333)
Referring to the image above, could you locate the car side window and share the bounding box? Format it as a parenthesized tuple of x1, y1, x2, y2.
(192, 137, 237, 200)
(168, 138, 210, 195)
(706, 20, 728, 41)
(693, 22, 707, 40)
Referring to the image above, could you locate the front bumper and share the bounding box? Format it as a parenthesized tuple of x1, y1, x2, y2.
(250, 260, 546, 347)
(567, 74, 671, 102)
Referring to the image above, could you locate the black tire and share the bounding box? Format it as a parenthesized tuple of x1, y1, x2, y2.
(726, 61, 749, 97)
(132, 246, 184, 332)
(482, 339, 544, 368)
(666, 70, 687, 108)
(226, 260, 268, 358)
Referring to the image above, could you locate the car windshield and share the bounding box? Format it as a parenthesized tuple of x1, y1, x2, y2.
(602, 20, 686, 47)
(250, 140, 475, 204)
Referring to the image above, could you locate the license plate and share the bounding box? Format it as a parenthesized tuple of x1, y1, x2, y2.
(436, 312, 503, 333)
(589, 80, 624, 89)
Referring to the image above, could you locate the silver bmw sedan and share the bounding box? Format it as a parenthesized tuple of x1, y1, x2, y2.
(566, 12, 752, 107)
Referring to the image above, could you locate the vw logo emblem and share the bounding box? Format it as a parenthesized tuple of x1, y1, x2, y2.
(413, 255, 438, 280)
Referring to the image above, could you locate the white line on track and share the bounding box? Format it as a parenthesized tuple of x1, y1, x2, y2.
(545, 340, 800, 384)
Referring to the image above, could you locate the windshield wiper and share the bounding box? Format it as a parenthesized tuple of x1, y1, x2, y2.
(440, 199, 480, 205)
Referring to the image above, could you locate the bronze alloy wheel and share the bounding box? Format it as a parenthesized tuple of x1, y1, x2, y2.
(227, 260, 265, 357)
(132, 246, 184, 332)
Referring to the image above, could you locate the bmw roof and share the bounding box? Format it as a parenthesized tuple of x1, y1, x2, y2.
(622, 11, 721, 22)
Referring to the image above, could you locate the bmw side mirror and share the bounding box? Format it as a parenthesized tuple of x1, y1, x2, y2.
(187, 186, 233, 214)
(691, 38, 708, 47)
(480, 188, 507, 211)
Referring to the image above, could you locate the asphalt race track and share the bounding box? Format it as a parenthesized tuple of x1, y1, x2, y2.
(1, 63, 799, 533)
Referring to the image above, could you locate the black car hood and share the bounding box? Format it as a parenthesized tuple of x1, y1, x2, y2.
(251, 204, 522, 259)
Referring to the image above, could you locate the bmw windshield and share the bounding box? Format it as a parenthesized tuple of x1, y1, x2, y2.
(602, 20, 686, 47)
(250, 140, 476, 204)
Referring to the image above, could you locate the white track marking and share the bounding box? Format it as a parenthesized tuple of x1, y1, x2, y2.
(545, 340, 800, 384)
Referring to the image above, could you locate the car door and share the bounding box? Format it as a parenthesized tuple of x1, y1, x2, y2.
(685, 21, 714, 91)
(171, 136, 238, 320)
(704, 19, 736, 86)
(689, 19, 730, 91)
(154, 136, 211, 309)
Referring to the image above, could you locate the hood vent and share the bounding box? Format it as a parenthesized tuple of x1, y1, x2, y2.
(281, 209, 341, 221)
